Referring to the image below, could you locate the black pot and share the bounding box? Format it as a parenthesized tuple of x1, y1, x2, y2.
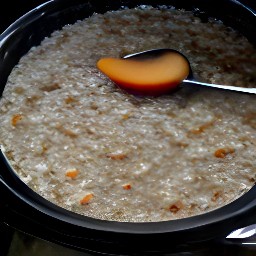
(0, 0, 256, 255)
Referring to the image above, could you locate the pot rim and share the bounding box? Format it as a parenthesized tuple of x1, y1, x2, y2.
(0, 0, 256, 250)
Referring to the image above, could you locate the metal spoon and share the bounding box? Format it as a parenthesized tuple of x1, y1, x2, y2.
(124, 48, 256, 94)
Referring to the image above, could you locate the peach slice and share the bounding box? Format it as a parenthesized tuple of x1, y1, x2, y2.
(97, 50, 190, 96)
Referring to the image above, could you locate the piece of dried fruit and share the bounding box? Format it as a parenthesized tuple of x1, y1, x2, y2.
(211, 191, 222, 202)
(65, 169, 79, 179)
(65, 96, 76, 104)
(122, 184, 132, 190)
(169, 200, 183, 213)
(106, 153, 127, 160)
(189, 120, 216, 135)
(214, 147, 235, 158)
(11, 114, 23, 126)
(80, 193, 94, 205)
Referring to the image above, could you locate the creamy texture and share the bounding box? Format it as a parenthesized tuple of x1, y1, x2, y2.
(0, 6, 256, 222)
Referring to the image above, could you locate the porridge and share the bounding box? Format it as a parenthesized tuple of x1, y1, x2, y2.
(0, 6, 256, 222)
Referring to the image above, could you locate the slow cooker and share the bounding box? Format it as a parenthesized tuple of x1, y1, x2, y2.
(0, 0, 256, 255)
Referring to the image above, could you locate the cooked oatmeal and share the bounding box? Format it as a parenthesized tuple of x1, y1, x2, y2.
(0, 6, 256, 222)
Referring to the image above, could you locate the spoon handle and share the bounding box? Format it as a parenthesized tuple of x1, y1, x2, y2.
(183, 79, 256, 94)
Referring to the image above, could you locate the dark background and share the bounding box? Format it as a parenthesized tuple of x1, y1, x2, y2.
(0, 0, 47, 33)
(0, 0, 255, 34)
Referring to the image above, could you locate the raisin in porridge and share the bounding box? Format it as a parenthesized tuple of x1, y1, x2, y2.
(0, 6, 256, 222)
